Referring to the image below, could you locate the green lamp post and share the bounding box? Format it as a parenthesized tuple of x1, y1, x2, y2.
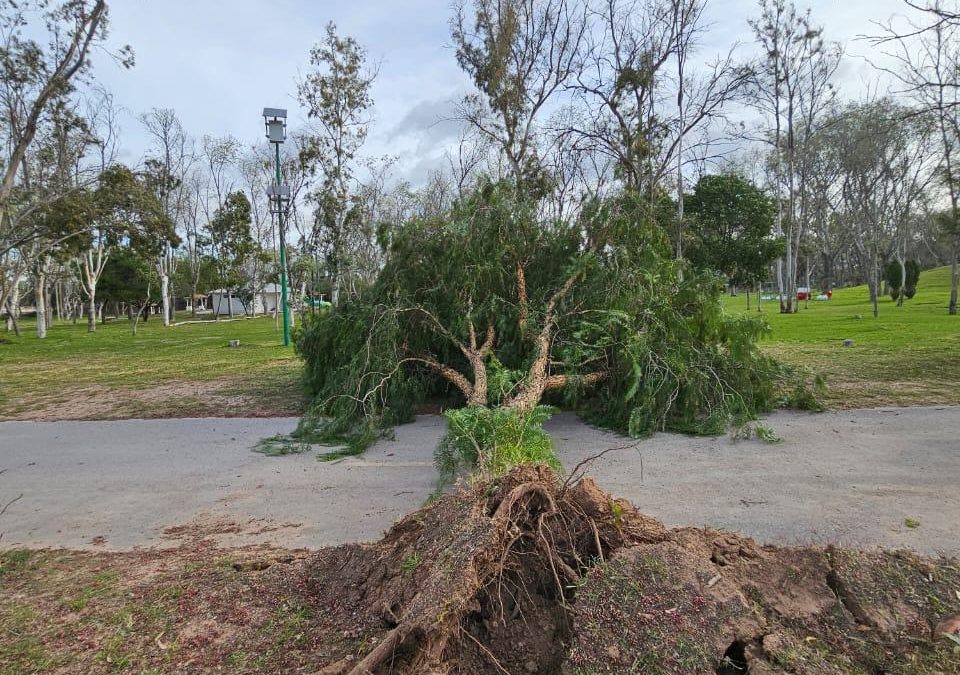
(262, 107, 291, 347)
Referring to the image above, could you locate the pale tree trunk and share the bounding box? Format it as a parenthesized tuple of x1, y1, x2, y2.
(897, 251, 906, 308)
(6, 280, 21, 333)
(159, 271, 170, 326)
(331, 271, 341, 307)
(4, 296, 20, 336)
(79, 246, 107, 333)
(87, 290, 97, 332)
(35, 269, 47, 339)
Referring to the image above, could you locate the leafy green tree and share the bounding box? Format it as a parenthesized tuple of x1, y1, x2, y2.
(297, 22, 375, 307)
(98, 247, 157, 313)
(685, 173, 782, 292)
(206, 190, 253, 317)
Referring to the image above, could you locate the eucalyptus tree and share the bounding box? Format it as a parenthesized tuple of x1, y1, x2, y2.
(297, 22, 376, 307)
(569, 0, 749, 256)
(452, 0, 588, 332)
(452, 0, 587, 185)
(141, 108, 193, 325)
(827, 100, 936, 317)
(206, 191, 253, 318)
(876, 0, 960, 314)
(0, 0, 131, 258)
(748, 0, 840, 313)
(75, 165, 174, 330)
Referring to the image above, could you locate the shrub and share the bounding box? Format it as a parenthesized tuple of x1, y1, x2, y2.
(884, 259, 921, 300)
(434, 405, 560, 485)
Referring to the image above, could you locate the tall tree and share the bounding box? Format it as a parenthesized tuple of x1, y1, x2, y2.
(74, 165, 173, 332)
(876, 0, 960, 314)
(206, 191, 253, 318)
(298, 22, 375, 307)
(0, 0, 131, 256)
(452, 0, 586, 185)
(141, 108, 193, 326)
(749, 0, 840, 313)
(826, 100, 936, 317)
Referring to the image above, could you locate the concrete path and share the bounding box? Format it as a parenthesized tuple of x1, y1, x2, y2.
(0, 407, 957, 555)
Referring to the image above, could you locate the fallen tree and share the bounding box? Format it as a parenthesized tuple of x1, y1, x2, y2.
(290, 182, 812, 462)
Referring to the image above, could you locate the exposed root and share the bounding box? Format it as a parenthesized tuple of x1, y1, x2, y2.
(307, 465, 960, 675)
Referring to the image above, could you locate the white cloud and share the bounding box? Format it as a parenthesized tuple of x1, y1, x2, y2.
(88, 0, 930, 187)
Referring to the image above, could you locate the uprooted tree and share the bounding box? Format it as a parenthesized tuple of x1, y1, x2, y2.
(290, 181, 810, 470)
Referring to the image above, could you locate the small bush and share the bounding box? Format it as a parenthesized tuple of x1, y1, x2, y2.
(434, 405, 560, 485)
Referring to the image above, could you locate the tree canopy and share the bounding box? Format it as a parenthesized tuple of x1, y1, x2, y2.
(292, 181, 798, 459)
(685, 173, 782, 289)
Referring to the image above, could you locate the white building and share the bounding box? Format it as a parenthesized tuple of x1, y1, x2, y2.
(208, 284, 290, 316)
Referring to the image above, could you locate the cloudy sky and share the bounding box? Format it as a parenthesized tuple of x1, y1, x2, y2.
(90, 0, 924, 185)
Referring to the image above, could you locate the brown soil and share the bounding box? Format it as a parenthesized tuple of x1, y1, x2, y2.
(2, 465, 959, 674)
(2, 378, 303, 421)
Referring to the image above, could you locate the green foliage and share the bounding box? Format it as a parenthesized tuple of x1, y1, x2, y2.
(686, 173, 782, 288)
(206, 191, 254, 295)
(99, 248, 158, 306)
(292, 181, 789, 461)
(434, 405, 560, 485)
(885, 260, 920, 300)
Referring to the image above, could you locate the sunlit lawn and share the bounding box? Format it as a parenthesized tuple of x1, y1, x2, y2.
(724, 265, 960, 408)
(0, 312, 305, 420)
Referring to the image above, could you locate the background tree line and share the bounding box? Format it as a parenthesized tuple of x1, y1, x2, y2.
(2, 0, 958, 346)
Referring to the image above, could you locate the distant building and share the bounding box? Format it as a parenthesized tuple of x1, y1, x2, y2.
(208, 285, 290, 316)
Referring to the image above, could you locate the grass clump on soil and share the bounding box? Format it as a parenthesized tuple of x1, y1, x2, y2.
(434, 404, 560, 486)
(2, 468, 959, 674)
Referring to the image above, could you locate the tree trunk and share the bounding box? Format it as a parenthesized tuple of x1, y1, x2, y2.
(897, 254, 906, 308)
(516, 262, 528, 334)
(87, 288, 97, 332)
(160, 272, 170, 326)
(35, 271, 47, 339)
(950, 250, 958, 315)
(331, 271, 341, 307)
(4, 296, 20, 336)
(6, 281, 20, 333)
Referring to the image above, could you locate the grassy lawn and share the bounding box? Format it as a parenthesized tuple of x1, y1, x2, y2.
(0, 313, 306, 420)
(1, 268, 955, 421)
(724, 265, 960, 408)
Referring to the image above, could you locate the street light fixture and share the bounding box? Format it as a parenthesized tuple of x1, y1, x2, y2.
(262, 107, 291, 347)
(262, 107, 287, 143)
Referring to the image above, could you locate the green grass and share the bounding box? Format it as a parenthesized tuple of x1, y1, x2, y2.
(723, 265, 960, 408)
(0, 313, 306, 419)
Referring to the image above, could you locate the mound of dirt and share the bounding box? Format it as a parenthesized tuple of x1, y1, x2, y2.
(306, 465, 960, 675)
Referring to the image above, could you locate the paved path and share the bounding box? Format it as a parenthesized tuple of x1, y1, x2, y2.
(0, 407, 957, 555)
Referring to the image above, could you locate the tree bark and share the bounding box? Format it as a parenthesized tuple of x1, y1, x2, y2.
(159, 272, 170, 326)
(950, 250, 958, 315)
(516, 262, 528, 334)
(87, 288, 97, 333)
(35, 271, 47, 339)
